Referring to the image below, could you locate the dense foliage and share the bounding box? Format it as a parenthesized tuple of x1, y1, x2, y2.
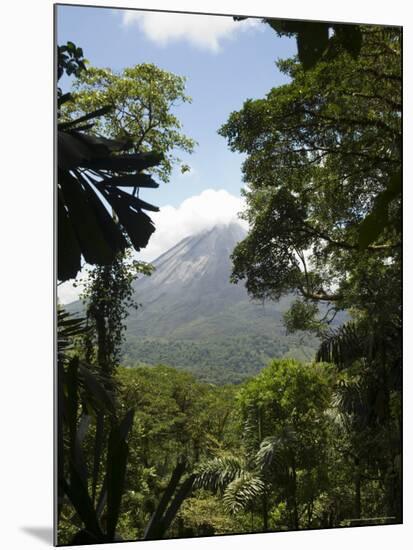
(122, 333, 319, 385)
(220, 26, 401, 331)
(57, 21, 401, 545)
(57, 49, 197, 544)
(58, 358, 400, 543)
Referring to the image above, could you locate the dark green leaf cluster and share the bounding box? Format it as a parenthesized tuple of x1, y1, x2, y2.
(57, 41, 87, 86)
(266, 19, 363, 70)
(57, 312, 136, 545)
(220, 26, 401, 332)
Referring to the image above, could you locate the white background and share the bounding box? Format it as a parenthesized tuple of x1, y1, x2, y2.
(1, 0, 411, 548)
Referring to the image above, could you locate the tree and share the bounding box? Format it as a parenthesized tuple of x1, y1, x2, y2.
(67, 60, 196, 376)
(81, 252, 153, 375)
(219, 26, 401, 332)
(219, 25, 402, 525)
(114, 366, 238, 540)
(194, 360, 334, 531)
(62, 63, 196, 182)
(237, 359, 333, 530)
(317, 320, 402, 523)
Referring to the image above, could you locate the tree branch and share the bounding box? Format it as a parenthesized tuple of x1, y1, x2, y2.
(298, 287, 342, 302)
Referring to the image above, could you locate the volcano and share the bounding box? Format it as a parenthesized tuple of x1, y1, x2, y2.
(122, 223, 319, 383)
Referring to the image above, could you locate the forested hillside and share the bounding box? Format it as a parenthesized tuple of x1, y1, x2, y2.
(123, 334, 318, 384)
(67, 223, 325, 382)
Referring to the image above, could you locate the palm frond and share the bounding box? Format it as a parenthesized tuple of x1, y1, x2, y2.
(256, 436, 284, 470)
(57, 308, 88, 359)
(193, 455, 245, 493)
(317, 322, 365, 368)
(317, 320, 401, 369)
(255, 428, 297, 471)
(223, 472, 265, 514)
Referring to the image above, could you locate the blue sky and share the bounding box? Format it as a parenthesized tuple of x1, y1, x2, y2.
(57, 5, 297, 302)
(57, 5, 296, 206)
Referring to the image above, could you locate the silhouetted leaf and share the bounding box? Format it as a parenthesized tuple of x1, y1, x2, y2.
(296, 23, 330, 69)
(101, 173, 159, 188)
(358, 170, 401, 249)
(79, 363, 116, 414)
(73, 414, 91, 485)
(79, 174, 128, 255)
(266, 19, 363, 69)
(58, 92, 73, 108)
(58, 104, 163, 281)
(58, 105, 114, 130)
(96, 188, 156, 250)
(66, 357, 79, 453)
(334, 24, 363, 58)
(59, 171, 116, 265)
(64, 468, 102, 539)
(80, 151, 163, 172)
(57, 194, 81, 281)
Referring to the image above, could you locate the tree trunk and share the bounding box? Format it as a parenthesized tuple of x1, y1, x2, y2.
(354, 457, 362, 520)
(292, 463, 299, 530)
(262, 492, 268, 532)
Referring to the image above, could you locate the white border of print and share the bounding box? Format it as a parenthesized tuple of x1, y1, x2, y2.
(1, 0, 410, 549)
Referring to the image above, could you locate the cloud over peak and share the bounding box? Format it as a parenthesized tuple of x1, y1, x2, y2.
(138, 188, 247, 262)
(58, 189, 247, 304)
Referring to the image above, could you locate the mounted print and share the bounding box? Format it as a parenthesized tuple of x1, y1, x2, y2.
(55, 3, 402, 546)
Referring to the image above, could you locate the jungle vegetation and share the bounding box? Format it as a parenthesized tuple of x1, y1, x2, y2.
(57, 21, 401, 545)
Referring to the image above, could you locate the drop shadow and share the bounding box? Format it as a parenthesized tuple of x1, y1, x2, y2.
(21, 526, 54, 545)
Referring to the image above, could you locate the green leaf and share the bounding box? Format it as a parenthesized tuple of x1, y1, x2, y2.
(223, 472, 265, 514)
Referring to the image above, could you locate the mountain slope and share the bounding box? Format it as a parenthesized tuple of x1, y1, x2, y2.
(123, 223, 319, 383)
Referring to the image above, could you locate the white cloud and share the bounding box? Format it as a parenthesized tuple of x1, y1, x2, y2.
(138, 188, 247, 262)
(57, 189, 246, 304)
(122, 11, 261, 52)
